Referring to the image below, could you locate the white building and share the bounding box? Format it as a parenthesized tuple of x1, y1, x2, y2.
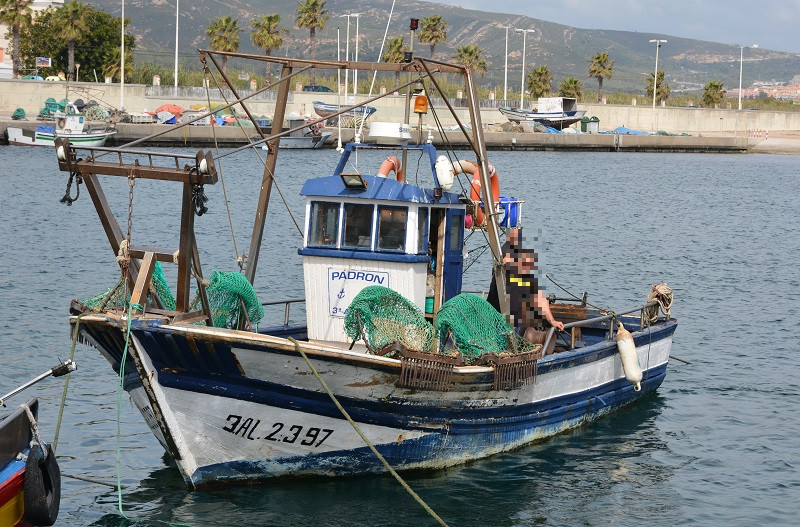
(0, 0, 64, 77)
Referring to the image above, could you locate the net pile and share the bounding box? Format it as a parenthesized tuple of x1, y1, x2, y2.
(82, 262, 176, 311)
(204, 270, 264, 329)
(344, 286, 436, 355)
(434, 293, 540, 364)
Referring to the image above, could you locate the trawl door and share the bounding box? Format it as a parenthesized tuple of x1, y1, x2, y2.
(442, 209, 464, 301)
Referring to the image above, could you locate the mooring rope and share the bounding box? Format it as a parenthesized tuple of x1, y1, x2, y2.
(287, 338, 449, 527)
(52, 314, 84, 454)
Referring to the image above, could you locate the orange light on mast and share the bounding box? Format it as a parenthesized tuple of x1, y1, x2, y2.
(413, 94, 429, 114)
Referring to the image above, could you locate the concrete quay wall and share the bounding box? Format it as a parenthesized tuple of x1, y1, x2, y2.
(2, 78, 799, 135)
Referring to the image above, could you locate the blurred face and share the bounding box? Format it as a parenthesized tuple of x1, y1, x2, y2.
(507, 228, 520, 247)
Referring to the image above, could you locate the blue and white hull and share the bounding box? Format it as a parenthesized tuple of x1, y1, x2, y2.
(77, 314, 675, 487)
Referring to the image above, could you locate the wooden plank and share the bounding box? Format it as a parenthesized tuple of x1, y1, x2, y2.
(244, 63, 292, 285)
(130, 252, 157, 308)
(129, 246, 176, 263)
(176, 182, 195, 312)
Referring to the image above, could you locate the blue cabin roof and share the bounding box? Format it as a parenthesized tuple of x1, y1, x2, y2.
(300, 175, 463, 205)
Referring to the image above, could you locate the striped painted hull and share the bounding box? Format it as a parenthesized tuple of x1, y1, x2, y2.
(78, 315, 676, 487)
(6, 127, 116, 147)
(0, 400, 37, 527)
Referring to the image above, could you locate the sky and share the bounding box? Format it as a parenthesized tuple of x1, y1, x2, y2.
(433, 0, 800, 54)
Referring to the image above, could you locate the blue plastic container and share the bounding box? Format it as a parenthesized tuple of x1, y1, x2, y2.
(498, 196, 522, 228)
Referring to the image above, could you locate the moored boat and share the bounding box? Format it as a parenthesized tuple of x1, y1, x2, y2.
(7, 106, 116, 147)
(499, 97, 586, 130)
(52, 50, 678, 488)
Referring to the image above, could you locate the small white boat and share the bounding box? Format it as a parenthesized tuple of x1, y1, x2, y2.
(262, 118, 332, 150)
(7, 109, 116, 147)
(366, 122, 412, 145)
(499, 97, 586, 130)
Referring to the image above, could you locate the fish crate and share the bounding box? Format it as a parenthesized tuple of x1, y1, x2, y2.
(130, 113, 155, 124)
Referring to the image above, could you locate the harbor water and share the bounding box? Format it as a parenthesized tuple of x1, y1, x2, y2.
(0, 145, 798, 526)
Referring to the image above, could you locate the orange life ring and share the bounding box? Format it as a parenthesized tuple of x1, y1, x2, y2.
(377, 156, 403, 181)
(455, 160, 499, 227)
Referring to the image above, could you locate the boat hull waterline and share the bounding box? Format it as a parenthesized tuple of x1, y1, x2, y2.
(78, 316, 676, 486)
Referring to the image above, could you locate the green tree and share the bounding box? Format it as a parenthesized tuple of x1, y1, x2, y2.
(452, 43, 487, 76)
(701, 80, 726, 107)
(587, 51, 614, 102)
(418, 15, 447, 59)
(17, 5, 134, 81)
(206, 16, 242, 73)
(252, 14, 287, 83)
(526, 65, 552, 99)
(101, 45, 133, 82)
(0, 0, 33, 78)
(558, 77, 582, 99)
(53, 0, 91, 80)
(382, 35, 407, 86)
(295, 0, 329, 83)
(646, 70, 670, 104)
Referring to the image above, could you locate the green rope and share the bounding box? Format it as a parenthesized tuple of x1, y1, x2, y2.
(52, 314, 83, 455)
(287, 338, 449, 527)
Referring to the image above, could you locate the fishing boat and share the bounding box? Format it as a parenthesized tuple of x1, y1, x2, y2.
(261, 117, 332, 150)
(499, 97, 586, 130)
(7, 105, 116, 147)
(52, 49, 677, 488)
(0, 361, 75, 526)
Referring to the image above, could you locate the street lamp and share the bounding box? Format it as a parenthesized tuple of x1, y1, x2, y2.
(502, 26, 510, 101)
(340, 13, 360, 95)
(174, 0, 179, 94)
(649, 39, 667, 110)
(516, 28, 535, 108)
(738, 44, 758, 110)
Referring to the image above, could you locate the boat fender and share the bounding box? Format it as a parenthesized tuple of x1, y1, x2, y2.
(434, 155, 454, 191)
(377, 156, 403, 181)
(616, 322, 642, 391)
(24, 442, 61, 526)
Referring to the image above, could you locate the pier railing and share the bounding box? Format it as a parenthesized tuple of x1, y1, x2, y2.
(145, 85, 291, 103)
(429, 97, 518, 110)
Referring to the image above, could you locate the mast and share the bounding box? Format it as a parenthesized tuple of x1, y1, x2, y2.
(463, 66, 509, 316)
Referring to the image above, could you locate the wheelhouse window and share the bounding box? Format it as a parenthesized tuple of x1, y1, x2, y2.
(448, 212, 463, 251)
(309, 201, 340, 247)
(377, 206, 407, 251)
(417, 207, 429, 254)
(343, 203, 373, 249)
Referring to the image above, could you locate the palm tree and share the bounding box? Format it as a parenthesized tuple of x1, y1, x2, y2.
(702, 80, 726, 107)
(526, 65, 552, 99)
(382, 36, 407, 86)
(646, 70, 670, 105)
(418, 15, 447, 59)
(206, 16, 242, 73)
(252, 14, 288, 83)
(102, 46, 133, 82)
(558, 77, 582, 99)
(53, 0, 92, 81)
(452, 44, 487, 76)
(587, 51, 614, 102)
(295, 0, 329, 83)
(0, 0, 33, 78)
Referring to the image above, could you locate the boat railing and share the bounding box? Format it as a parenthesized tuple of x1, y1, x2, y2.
(261, 298, 305, 327)
(71, 145, 199, 170)
(542, 300, 663, 353)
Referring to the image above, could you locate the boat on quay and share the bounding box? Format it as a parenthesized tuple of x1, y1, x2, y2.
(0, 361, 76, 526)
(499, 97, 586, 130)
(51, 48, 677, 488)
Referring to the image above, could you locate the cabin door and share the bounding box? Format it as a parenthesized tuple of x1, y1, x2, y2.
(442, 209, 464, 301)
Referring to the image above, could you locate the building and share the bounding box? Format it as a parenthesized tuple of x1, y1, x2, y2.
(0, 0, 64, 77)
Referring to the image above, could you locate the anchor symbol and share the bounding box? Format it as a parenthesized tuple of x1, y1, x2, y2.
(337, 289, 346, 299)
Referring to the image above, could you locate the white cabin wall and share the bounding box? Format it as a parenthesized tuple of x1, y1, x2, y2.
(303, 255, 427, 345)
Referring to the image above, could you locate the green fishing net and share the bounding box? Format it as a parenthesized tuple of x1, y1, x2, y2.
(433, 293, 539, 363)
(203, 270, 264, 329)
(82, 261, 176, 311)
(344, 286, 437, 354)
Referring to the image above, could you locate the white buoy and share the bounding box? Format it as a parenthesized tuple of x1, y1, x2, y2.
(616, 322, 642, 391)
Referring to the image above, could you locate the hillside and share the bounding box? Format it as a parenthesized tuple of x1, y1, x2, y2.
(85, 0, 800, 95)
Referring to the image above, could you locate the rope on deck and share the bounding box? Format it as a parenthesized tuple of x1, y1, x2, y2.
(288, 337, 450, 527)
